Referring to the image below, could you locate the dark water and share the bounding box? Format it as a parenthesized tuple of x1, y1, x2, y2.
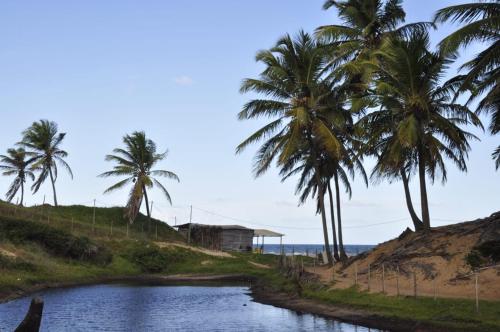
(256, 244, 374, 256)
(0, 284, 383, 332)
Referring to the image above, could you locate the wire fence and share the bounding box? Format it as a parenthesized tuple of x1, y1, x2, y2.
(0, 200, 179, 243)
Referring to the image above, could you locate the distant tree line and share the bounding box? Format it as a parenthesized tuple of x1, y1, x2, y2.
(237, 0, 499, 264)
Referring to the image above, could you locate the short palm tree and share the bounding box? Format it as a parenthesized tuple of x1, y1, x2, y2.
(237, 31, 350, 265)
(18, 120, 72, 206)
(368, 30, 482, 230)
(0, 148, 35, 206)
(434, 1, 500, 169)
(100, 131, 179, 225)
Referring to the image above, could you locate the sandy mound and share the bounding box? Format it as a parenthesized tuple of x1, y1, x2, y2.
(309, 212, 500, 301)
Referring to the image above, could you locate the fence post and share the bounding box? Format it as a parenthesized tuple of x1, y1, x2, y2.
(110, 219, 114, 237)
(396, 265, 400, 297)
(92, 199, 96, 234)
(354, 262, 358, 286)
(71, 217, 74, 233)
(433, 276, 437, 301)
(382, 264, 385, 294)
(126, 223, 129, 238)
(413, 271, 417, 298)
(475, 272, 479, 313)
(368, 264, 371, 292)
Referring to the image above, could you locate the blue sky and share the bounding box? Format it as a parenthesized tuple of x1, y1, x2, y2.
(0, 0, 498, 244)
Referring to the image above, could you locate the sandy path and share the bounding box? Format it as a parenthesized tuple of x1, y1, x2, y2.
(154, 242, 234, 258)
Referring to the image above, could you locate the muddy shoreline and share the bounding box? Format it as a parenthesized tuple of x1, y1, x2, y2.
(0, 274, 472, 332)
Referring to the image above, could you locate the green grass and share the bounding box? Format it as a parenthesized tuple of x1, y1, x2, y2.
(1, 200, 500, 331)
(299, 285, 500, 331)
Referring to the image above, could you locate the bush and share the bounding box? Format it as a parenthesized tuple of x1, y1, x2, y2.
(122, 242, 168, 273)
(0, 218, 112, 265)
(0, 255, 37, 272)
(476, 240, 500, 262)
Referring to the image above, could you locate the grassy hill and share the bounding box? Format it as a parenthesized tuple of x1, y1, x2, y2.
(0, 200, 281, 301)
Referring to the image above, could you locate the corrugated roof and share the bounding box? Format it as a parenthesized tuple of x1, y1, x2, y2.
(174, 223, 253, 231)
(253, 229, 284, 237)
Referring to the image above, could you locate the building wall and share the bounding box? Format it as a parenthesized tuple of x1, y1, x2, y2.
(221, 229, 254, 252)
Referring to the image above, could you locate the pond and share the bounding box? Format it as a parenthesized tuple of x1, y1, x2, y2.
(0, 284, 384, 331)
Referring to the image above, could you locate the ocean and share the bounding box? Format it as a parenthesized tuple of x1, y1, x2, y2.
(254, 244, 374, 256)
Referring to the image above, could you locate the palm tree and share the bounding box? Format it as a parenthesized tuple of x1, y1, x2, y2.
(283, 133, 367, 261)
(100, 131, 179, 226)
(0, 148, 35, 206)
(368, 30, 482, 230)
(18, 120, 73, 206)
(316, 0, 430, 101)
(434, 1, 500, 169)
(237, 31, 346, 265)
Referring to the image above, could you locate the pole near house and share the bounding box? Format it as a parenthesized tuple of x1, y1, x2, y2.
(92, 199, 96, 233)
(174, 216, 177, 226)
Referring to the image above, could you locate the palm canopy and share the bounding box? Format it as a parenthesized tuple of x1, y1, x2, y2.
(316, 0, 431, 97)
(100, 131, 179, 223)
(0, 148, 35, 205)
(434, 1, 500, 168)
(366, 30, 482, 228)
(18, 120, 72, 206)
(237, 31, 345, 174)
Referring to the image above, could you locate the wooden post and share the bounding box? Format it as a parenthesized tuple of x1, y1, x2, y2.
(396, 265, 400, 297)
(14, 297, 44, 332)
(368, 264, 371, 292)
(382, 264, 385, 294)
(71, 216, 74, 233)
(413, 271, 417, 299)
(433, 276, 437, 301)
(354, 262, 358, 286)
(475, 272, 479, 313)
(110, 219, 114, 237)
(92, 199, 96, 233)
(126, 223, 129, 238)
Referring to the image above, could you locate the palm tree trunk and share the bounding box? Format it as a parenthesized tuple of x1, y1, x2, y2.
(400, 168, 424, 231)
(334, 170, 347, 261)
(142, 185, 151, 233)
(418, 148, 431, 230)
(327, 181, 340, 261)
(48, 167, 58, 206)
(314, 169, 333, 266)
(20, 181, 24, 207)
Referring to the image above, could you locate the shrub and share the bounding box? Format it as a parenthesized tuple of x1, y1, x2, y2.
(0, 218, 112, 265)
(122, 242, 168, 273)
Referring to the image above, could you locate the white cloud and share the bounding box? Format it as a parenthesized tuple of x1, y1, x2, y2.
(173, 75, 194, 86)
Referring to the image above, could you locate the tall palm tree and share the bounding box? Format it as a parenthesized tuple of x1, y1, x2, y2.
(18, 120, 73, 206)
(100, 131, 179, 225)
(434, 1, 500, 169)
(237, 31, 346, 265)
(368, 30, 482, 230)
(283, 134, 367, 261)
(0, 148, 35, 206)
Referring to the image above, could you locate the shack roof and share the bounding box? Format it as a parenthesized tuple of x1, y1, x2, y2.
(253, 229, 284, 237)
(174, 223, 253, 231)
